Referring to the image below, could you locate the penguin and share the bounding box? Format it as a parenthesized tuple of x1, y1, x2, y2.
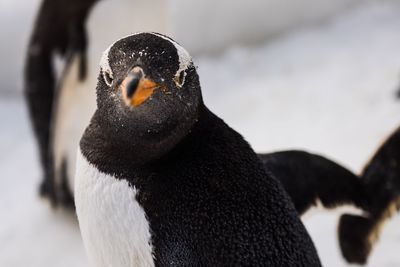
(338, 126, 400, 264)
(25, 0, 99, 205)
(258, 150, 368, 215)
(75, 32, 322, 267)
(25, 0, 166, 206)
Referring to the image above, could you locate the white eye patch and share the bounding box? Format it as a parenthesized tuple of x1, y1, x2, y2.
(100, 45, 114, 87)
(150, 33, 192, 87)
(99, 32, 193, 87)
(174, 69, 187, 88)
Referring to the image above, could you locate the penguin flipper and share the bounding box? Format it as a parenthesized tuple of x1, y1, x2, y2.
(258, 150, 367, 215)
(67, 17, 89, 81)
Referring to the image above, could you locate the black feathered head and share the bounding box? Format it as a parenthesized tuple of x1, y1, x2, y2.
(92, 32, 203, 163)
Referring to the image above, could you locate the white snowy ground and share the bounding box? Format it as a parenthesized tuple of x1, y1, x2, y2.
(2, 1, 400, 266)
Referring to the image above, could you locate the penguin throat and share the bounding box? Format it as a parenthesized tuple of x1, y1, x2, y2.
(80, 108, 200, 177)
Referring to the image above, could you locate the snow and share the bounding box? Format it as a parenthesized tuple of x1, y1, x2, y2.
(169, 0, 364, 54)
(2, 1, 400, 266)
(0, 0, 39, 95)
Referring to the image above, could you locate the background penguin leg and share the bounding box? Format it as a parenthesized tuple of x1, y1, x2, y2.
(59, 159, 75, 207)
(24, 49, 56, 203)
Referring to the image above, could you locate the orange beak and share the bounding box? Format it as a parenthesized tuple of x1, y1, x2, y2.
(120, 67, 159, 107)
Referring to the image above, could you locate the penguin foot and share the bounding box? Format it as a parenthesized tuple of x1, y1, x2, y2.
(39, 180, 75, 209)
(57, 162, 75, 208)
(338, 214, 373, 264)
(39, 175, 58, 208)
(56, 186, 75, 208)
(38, 164, 75, 209)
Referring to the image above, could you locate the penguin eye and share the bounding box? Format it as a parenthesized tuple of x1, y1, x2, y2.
(103, 70, 114, 87)
(174, 70, 186, 88)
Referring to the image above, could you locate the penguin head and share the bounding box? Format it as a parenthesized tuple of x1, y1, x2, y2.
(94, 32, 202, 163)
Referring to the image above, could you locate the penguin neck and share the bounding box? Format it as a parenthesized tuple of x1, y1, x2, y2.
(79, 103, 214, 179)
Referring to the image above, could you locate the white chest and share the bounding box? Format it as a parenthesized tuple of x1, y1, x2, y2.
(74, 150, 155, 267)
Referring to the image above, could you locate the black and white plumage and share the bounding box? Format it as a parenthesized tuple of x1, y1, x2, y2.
(338, 126, 400, 264)
(75, 32, 321, 267)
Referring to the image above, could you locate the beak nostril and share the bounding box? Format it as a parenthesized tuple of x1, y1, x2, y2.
(126, 75, 140, 98)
